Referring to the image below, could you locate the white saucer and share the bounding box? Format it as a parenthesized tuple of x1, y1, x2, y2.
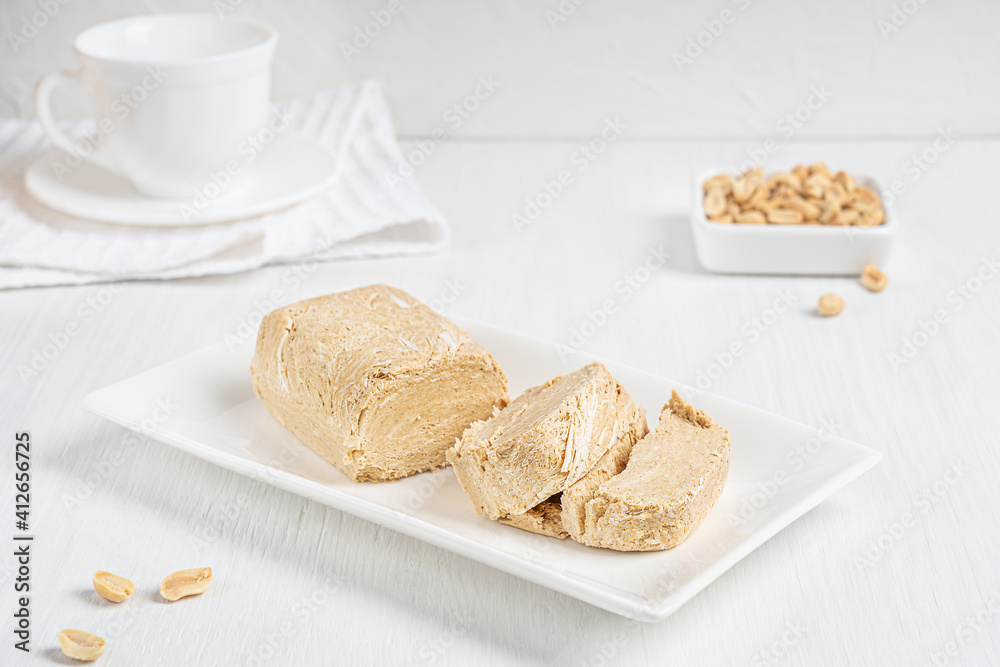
(24, 135, 338, 226)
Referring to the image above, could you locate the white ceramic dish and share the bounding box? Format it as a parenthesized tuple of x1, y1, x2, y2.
(24, 134, 337, 226)
(82, 318, 880, 622)
(691, 168, 896, 275)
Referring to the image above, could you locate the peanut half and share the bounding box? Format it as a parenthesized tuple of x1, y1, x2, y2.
(57, 628, 106, 662)
(704, 187, 728, 219)
(93, 571, 135, 603)
(160, 567, 213, 601)
(860, 264, 888, 292)
(818, 294, 845, 317)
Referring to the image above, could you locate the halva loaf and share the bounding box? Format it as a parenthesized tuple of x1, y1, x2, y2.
(250, 285, 509, 482)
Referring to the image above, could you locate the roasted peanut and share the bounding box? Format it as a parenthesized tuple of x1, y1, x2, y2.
(766, 209, 804, 224)
(783, 198, 820, 221)
(818, 294, 845, 316)
(809, 161, 832, 178)
(704, 187, 728, 218)
(732, 175, 758, 204)
(835, 209, 860, 225)
(160, 567, 213, 601)
(833, 170, 855, 196)
(854, 185, 880, 205)
(735, 210, 767, 224)
(703, 173, 733, 194)
(825, 182, 848, 208)
(746, 182, 771, 210)
(93, 571, 134, 603)
(768, 172, 801, 191)
(860, 264, 888, 292)
(58, 629, 106, 662)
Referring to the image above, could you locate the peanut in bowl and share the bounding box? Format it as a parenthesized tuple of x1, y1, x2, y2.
(690, 164, 896, 276)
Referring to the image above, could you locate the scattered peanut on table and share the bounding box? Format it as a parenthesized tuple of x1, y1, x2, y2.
(160, 567, 214, 601)
(93, 571, 135, 603)
(57, 628, 106, 662)
(703, 163, 886, 226)
(860, 264, 888, 292)
(58, 566, 216, 658)
(818, 294, 845, 316)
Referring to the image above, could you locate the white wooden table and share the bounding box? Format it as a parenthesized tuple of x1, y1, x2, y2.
(3, 139, 999, 666)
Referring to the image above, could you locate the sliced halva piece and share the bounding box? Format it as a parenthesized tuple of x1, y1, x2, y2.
(569, 391, 730, 551)
(447, 363, 647, 520)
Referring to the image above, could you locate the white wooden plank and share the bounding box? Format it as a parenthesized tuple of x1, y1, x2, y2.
(1, 0, 998, 139)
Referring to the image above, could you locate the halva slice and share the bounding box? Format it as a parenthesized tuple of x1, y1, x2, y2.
(447, 362, 647, 520)
(501, 415, 646, 540)
(251, 285, 509, 482)
(569, 391, 730, 551)
(560, 422, 643, 540)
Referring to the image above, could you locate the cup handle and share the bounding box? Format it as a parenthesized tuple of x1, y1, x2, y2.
(34, 70, 117, 173)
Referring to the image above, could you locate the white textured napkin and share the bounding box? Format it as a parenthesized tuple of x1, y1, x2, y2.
(0, 82, 448, 289)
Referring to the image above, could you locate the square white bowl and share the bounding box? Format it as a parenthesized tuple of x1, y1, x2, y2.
(691, 168, 897, 275)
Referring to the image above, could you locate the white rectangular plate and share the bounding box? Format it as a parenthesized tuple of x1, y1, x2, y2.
(82, 318, 880, 621)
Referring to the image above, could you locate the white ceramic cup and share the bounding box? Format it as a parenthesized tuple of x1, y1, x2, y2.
(34, 13, 278, 199)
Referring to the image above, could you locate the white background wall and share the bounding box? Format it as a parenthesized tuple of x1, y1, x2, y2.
(1, 0, 998, 140)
